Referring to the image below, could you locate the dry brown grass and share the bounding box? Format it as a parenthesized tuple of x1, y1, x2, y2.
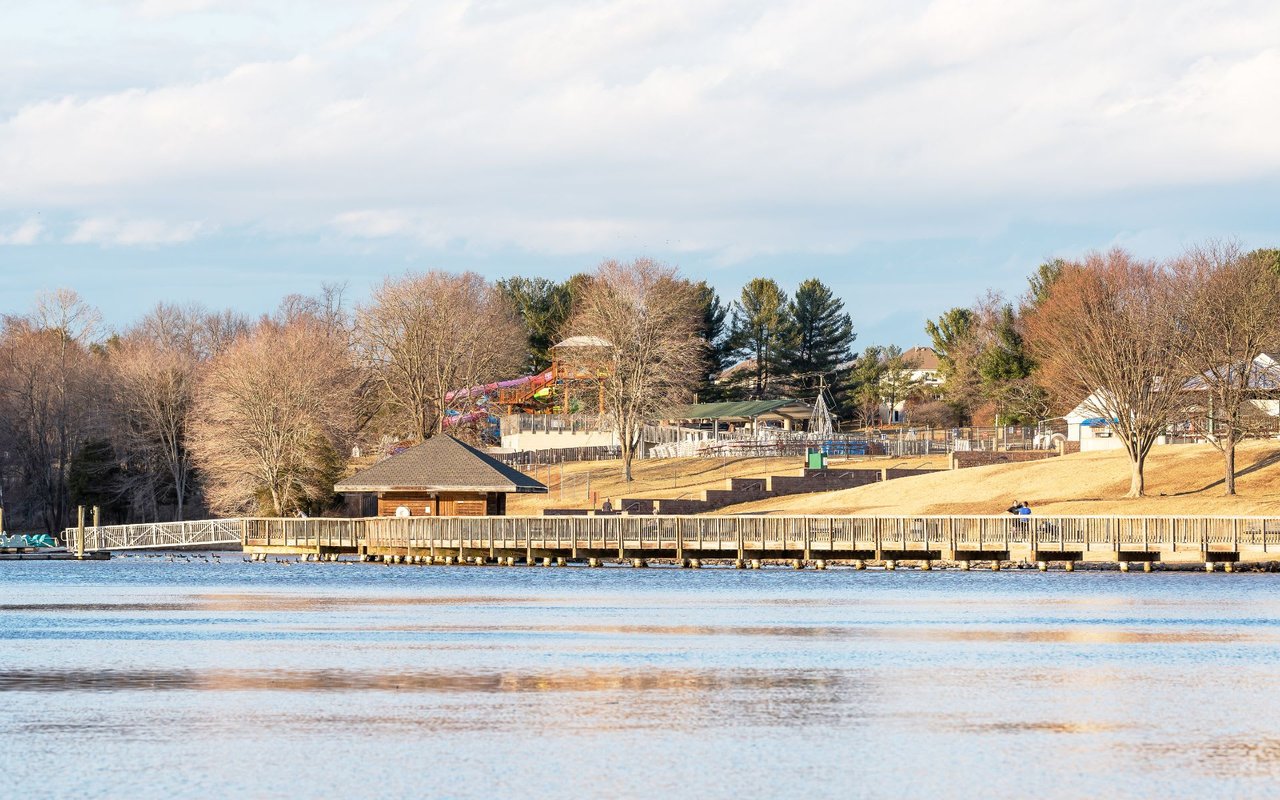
(505, 454, 950, 514)
(715, 441, 1280, 516)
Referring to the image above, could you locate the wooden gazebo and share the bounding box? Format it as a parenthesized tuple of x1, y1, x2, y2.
(335, 435, 546, 517)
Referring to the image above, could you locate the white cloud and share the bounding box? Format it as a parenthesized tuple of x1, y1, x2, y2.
(67, 217, 206, 245)
(0, 1, 1278, 256)
(0, 218, 43, 245)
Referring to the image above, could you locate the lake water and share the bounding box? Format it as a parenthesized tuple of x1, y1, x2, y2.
(3, 556, 1280, 799)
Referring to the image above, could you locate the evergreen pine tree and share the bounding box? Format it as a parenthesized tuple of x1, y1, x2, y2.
(728, 278, 794, 399)
(496, 277, 573, 372)
(785, 278, 856, 394)
(692, 281, 731, 401)
(977, 303, 1038, 424)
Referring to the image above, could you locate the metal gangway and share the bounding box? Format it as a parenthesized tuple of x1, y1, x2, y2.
(62, 519, 245, 552)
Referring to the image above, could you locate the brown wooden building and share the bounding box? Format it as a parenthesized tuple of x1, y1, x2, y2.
(335, 435, 546, 517)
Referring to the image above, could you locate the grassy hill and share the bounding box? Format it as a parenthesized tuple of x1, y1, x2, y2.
(504, 453, 949, 515)
(713, 441, 1280, 516)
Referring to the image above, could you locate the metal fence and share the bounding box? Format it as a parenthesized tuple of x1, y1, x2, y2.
(499, 414, 607, 436)
(498, 446, 621, 466)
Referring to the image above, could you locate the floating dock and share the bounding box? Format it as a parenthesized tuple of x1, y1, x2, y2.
(0, 548, 109, 561)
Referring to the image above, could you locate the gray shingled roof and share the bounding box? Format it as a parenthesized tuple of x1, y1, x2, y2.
(335, 436, 548, 494)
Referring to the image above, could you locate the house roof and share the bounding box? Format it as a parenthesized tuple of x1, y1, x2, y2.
(902, 346, 940, 371)
(1183, 354, 1280, 391)
(335, 435, 548, 494)
(715, 359, 757, 382)
(668, 399, 812, 421)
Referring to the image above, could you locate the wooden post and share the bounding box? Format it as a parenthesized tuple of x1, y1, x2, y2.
(76, 505, 85, 559)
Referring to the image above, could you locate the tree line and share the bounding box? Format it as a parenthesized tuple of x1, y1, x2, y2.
(927, 243, 1280, 497)
(8, 243, 1270, 530)
(5, 260, 868, 530)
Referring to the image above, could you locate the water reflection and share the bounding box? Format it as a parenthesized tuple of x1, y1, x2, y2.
(3, 561, 1280, 799)
(1198, 737, 1280, 777)
(0, 667, 854, 695)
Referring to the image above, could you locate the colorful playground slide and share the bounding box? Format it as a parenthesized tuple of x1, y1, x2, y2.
(440, 367, 558, 428)
(444, 367, 556, 405)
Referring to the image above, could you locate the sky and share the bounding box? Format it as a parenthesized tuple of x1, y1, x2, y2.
(2, 0, 1279, 346)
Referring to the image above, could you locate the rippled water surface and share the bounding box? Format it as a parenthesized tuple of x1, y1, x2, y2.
(4, 556, 1280, 799)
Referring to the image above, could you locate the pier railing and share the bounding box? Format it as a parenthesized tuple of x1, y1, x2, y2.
(248, 515, 1280, 556)
(70, 519, 245, 551)
(72, 515, 1280, 556)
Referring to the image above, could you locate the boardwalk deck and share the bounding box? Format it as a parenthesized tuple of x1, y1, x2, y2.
(64, 515, 1280, 569)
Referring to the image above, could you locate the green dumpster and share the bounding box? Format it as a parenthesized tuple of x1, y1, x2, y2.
(806, 449, 827, 470)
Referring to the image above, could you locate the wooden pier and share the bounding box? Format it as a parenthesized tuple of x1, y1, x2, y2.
(66, 515, 1280, 570)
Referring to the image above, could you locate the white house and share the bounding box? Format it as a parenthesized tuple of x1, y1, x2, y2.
(902, 346, 944, 387)
(1063, 391, 1145, 452)
(1064, 354, 1280, 452)
(882, 346, 943, 424)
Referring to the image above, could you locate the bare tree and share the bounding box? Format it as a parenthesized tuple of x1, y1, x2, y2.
(1025, 248, 1188, 497)
(111, 335, 199, 521)
(0, 290, 105, 533)
(562, 259, 703, 481)
(1173, 242, 1280, 495)
(355, 271, 525, 440)
(106, 303, 256, 521)
(277, 283, 351, 339)
(188, 320, 363, 516)
(195, 308, 252, 359)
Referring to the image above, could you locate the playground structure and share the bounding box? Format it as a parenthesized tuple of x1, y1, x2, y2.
(441, 337, 608, 440)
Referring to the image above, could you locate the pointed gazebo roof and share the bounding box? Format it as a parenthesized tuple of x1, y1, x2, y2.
(335, 436, 547, 494)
